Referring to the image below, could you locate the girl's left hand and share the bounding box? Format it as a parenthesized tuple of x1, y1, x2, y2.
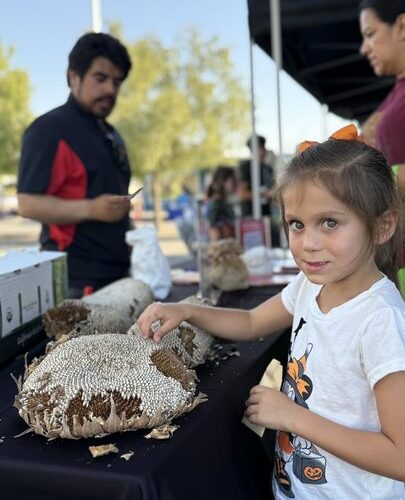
(245, 385, 300, 432)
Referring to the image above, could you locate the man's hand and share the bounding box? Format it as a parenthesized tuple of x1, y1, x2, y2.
(89, 194, 130, 222)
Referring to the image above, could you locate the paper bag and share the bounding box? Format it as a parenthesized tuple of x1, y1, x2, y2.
(242, 358, 283, 437)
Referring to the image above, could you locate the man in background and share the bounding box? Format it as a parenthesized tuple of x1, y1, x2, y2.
(17, 33, 132, 297)
(238, 135, 280, 246)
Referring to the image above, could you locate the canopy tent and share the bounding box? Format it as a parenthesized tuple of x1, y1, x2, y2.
(247, 0, 394, 123)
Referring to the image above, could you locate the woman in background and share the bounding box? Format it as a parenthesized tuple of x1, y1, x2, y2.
(359, 0, 405, 295)
(206, 166, 236, 241)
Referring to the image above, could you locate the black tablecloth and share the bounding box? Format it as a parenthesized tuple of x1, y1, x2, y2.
(0, 285, 289, 500)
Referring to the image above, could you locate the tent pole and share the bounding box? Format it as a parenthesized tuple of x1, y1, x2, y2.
(91, 0, 102, 32)
(249, 37, 261, 219)
(270, 0, 283, 158)
(321, 104, 329, 140)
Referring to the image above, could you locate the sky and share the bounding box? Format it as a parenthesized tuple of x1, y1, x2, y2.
(1, 0, 349, 155)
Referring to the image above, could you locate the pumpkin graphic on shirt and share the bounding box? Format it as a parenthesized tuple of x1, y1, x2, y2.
(274, 321, 327, 498)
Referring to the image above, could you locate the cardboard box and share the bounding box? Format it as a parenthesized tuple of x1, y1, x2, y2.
(0, 250, 68, 364)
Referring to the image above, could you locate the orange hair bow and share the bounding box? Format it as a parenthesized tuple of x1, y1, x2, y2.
(297, 124, 363, 153)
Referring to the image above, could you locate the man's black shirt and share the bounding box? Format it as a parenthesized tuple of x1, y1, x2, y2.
(238, 160, 275, 217)
(18, 95, 131, 290)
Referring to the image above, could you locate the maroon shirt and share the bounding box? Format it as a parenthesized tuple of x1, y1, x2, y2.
(375, 78, 405, 165)
(375, 78, 405, 268)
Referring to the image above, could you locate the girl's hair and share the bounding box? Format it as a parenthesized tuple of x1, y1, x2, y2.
(359, 0, 405, 24)
(207, 166, 236, 199)
(278, 139, 402, 283)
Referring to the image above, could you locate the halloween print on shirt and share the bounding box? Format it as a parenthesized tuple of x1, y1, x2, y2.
(274, 318, 327, 498)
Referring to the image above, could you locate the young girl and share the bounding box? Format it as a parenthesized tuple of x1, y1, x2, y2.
(137, 125, 405, 499)
(206, 165, 236, 241)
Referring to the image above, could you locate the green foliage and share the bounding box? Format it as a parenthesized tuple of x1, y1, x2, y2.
(111, 30, 250, 181)
(0, 44, 32, 173)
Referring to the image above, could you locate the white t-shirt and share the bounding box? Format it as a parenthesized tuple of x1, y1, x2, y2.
(273, 272, 405, 500)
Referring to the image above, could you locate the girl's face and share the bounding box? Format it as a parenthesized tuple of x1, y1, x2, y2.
(282, 180, 377, 288)
(360, 8, 404, 77)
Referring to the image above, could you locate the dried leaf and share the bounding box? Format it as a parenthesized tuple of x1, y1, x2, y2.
(89, 443, 119, 458)
(144, 424, 179, 440)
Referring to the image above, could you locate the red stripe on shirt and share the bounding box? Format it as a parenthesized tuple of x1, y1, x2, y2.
(46, 139, 87, 250)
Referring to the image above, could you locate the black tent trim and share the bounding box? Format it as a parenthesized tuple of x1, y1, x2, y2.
(247, 0, 394, 122)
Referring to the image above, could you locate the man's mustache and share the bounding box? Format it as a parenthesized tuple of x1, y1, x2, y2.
(95, 96, 115, 105)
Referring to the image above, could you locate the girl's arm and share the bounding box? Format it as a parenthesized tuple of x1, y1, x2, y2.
(137, 292, 293, 342)
(246, 371, 405, 481)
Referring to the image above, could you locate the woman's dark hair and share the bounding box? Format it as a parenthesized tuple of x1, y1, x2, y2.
(359, 0, 405, 24)
(278, 139, 402, 284)
(67, 32, 131, 84)
(207, 166, 236, 199)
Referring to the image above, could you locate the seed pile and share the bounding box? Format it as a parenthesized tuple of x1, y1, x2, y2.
(43, 278, 153, 340)
(159, 322, 214, 368)
(136, 296, 214, 368)
(15, 333, 206, 439)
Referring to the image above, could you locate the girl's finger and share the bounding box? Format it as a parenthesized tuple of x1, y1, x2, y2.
(250, 385, 265, 395)
(137, 314, 155, 338)
(244, 404, 259, 417)
(246, 394, 260, 406)
(153, 318, 177, 342)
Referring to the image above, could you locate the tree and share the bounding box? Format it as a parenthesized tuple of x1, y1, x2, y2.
(111, 30, 250, 228)
(0, 44, 32, 174)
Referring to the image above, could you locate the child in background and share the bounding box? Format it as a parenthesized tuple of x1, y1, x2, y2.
(138, 125, 405, 499)
(206, 166, 236, 241)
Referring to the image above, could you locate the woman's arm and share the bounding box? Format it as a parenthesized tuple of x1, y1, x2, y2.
(246, 371, 405, 481)
(395, 164, 405, 199)
(209, 227, 221, 241)
(137, 292, 293, 342)
(237, 180, 252, 202)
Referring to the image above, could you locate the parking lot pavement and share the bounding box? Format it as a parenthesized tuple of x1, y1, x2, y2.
(0, 215, 191, 267)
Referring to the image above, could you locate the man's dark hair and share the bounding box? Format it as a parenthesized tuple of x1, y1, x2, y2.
(247, 135, 266, 149)
(67, 32, 131, 85)
(359, 0, 405, 24)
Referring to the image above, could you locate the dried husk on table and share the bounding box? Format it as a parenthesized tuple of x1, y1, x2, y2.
(14, 330, 206, 439)
(43, 278, 153, 340)
(208, 239, 249, 291)
(46, 287, 215, 369)
(158, 296, 215, 368)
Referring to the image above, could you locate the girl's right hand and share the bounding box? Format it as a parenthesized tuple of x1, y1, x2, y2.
(137, 302, 188, 342)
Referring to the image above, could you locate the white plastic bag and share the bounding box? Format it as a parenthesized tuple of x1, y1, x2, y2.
(241, 246, 273, 276)
(126, 226, 172, 300)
